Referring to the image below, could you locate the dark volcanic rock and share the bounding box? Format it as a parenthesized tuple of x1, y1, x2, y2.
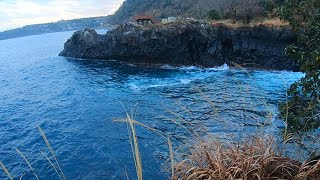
(59, 20, 299, 71)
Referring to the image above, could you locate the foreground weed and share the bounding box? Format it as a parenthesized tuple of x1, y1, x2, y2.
(38, 125, 66, 180)
(114, 114, 175, 180)
(125, 113, 143, 180)
(0, 161, 13, 180)
(15, 148, 39, 179)
(174, 136, 320, 180)
(40, 150, 63, 180)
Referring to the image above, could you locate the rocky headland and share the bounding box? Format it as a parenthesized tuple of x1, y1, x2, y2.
(59, 20, 299, 71)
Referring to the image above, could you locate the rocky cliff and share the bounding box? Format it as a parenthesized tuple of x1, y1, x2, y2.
(59, 20, 298, 71)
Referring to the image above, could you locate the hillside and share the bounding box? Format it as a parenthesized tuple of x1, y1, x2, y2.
(112, 0, 198, 22)
(112, 0, 284, 23)
(0, 0, 285, 40)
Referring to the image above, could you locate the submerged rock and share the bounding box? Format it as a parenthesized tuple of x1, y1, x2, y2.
(59, 20, 299, 71)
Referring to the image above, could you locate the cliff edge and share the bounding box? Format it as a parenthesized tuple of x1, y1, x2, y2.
(59, 20, 298, 71)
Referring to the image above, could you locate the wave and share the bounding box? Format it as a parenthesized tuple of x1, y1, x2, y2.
(126, 65, 229, 91)
(160, 63, 229, 71)
(128, 81, 183, 91)
(178, 66, 200, 70)
(159, 64, 176, 69)
(208, 63, 229, 71)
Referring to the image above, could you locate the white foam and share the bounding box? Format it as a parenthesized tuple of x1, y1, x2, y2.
(125, 63, 230, 90)
(128, 83, 141, 91)
(208, 63, 229, 71)
(179, 79, 192, 84)
(127, 63, 136, 67)
(160, 64, 176, 69)
(178, 66, 199, 70)
(160, 63, 229, 71)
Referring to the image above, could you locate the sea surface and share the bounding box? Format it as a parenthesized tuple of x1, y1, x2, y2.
(0, 30, 313, 179)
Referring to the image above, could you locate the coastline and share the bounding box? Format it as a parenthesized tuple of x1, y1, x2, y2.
(59, 20, 299, 72)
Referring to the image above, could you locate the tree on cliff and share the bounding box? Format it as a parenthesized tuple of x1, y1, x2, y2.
(227, 0, 262, 23)
(280, 0, 320, 132)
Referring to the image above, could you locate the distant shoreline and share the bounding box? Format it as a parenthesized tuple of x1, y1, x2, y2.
(0, 16, 114, 41)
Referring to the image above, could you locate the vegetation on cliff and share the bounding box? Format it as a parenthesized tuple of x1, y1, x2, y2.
(280, 0, 320, 132)
(112, 0, 284, 24)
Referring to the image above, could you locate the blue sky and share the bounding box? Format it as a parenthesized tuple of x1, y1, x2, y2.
(0, 0, 125, 31)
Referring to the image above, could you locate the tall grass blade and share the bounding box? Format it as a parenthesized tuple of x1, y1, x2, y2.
(114, 118, 171, 140)
(15, 148, 39, 179)
(0, 161, 13, 180)
(125, 113, 143, 180)
(168, 137, 174, 180)
(122, 166, 130, 180)
(20, 173, 26, 180)
(33, 173, 40, 180)
(37, 125, 66, 180)
(115, 117, 181, 180)
(115, 116, 183, 180)
(40, 151, 63, 180)
(19, 173, 39, 180)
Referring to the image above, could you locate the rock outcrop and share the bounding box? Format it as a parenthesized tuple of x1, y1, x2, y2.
(59, 20, 299, 71)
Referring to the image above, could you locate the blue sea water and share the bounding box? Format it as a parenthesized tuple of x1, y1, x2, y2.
(0, 31, 306, 179)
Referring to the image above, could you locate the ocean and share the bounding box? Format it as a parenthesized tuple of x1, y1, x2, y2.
(0, 30, 307, 179)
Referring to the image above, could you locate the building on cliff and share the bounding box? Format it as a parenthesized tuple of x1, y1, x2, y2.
(162, 17, 177, 24)
(134, 15, 156, 26)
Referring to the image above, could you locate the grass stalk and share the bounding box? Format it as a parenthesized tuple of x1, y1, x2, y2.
(37, 125, 66, 180)
(0, 161, 13, 180)
(20, 172, 26, 180)
(40, 151, 63, 180)
(168, 137, 174, 180)
(114, 116, 176, 180)
(114, 118, 167, 139)
(16, 148, 40, 179)
(125, 113, 143, 180)
(174, 136, 320, 179)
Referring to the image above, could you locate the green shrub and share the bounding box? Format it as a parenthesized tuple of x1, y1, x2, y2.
(280, 0, 320, 132)
(260, 0, 277, 13)
(207, 9, 221, 20)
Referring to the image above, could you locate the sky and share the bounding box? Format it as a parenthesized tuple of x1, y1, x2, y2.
(0, 0, 125, 31)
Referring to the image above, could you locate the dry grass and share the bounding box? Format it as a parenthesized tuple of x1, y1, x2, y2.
(114, 113, 175, 180)
(253, 18, 289, 27)
(15, 148, 40, 179)
(125, 113, 143, 180)
(38, 125, 66, 180)
(117, 112, 320, 180)
(174, 136, 320, 180)
(0, 161, 13, 180)
(210, 18, 289, 28)
(0, 126, 65, 180)
(169, 65, 319, 180)
(210, 19, 245, 28)
(40, 150, 63, 180)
